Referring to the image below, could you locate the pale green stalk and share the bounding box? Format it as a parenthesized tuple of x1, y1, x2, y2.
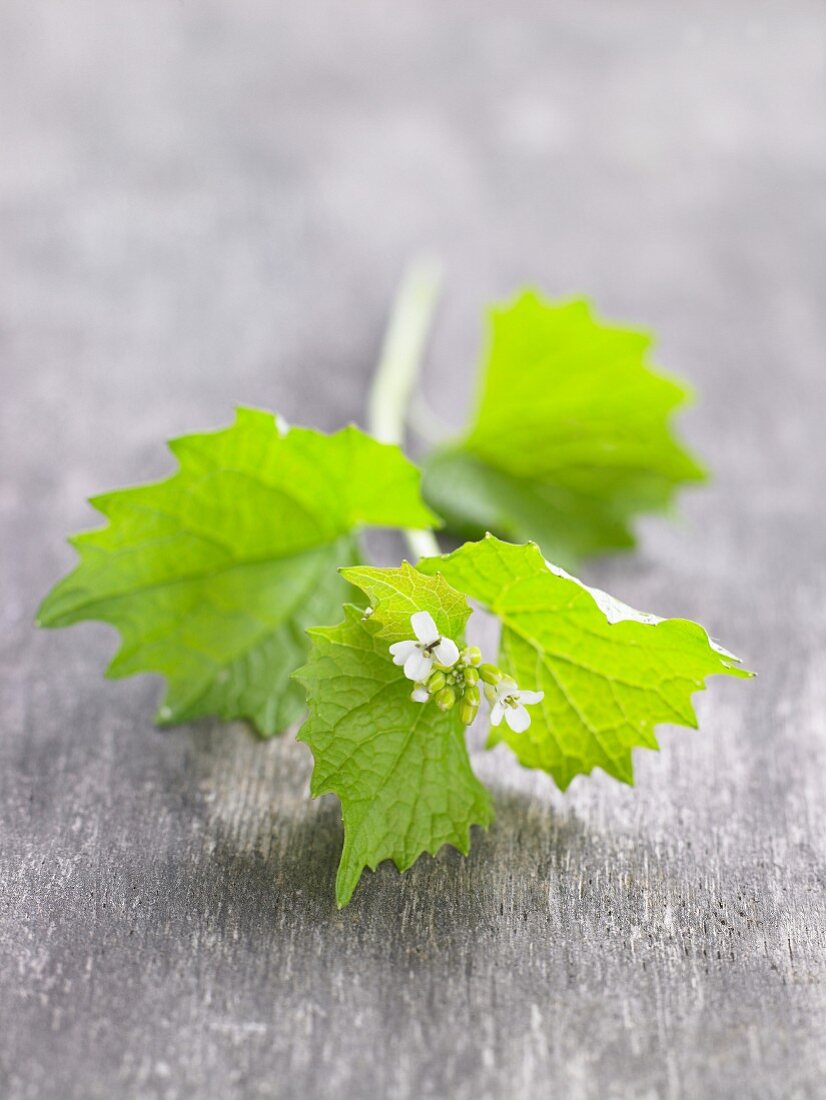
(368, 259, 443, 561)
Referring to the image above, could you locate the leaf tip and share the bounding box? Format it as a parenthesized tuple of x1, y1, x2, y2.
(34, 589, 61, 629)
(334, 863, 361, 909)
(86, 491, 114, 516)
(155, 704, 175, 726)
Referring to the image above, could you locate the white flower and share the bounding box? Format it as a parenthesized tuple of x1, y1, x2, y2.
(410, 685, 429, 704)
(489, 677, 544, 733)
(389, 611, 460, 683)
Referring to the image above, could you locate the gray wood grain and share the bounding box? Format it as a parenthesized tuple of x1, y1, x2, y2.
(1, 2, 824, 1098)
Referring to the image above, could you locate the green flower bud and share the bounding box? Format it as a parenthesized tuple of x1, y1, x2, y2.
(435, 686, 456, 712)
(484, 683, 498, 705)
(460, 700, 479, 726)
(479, 663, 503, 685)
(463, 666, 479, 686)
(463, 684, 480, 707)
(465, 646, 483, 666)
(426, 670, 446, 693)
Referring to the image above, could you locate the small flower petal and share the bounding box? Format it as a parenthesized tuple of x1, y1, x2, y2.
(517, 690, 544, 706)
(411, 610, 440, 645)
(411, 686, 429, 703)
(505, 704, 531, 733)
(434, 636, 459, 668)
(404, 649, 433, 683)
(490, 700, 505, 726)
(389, 640, 418, 666)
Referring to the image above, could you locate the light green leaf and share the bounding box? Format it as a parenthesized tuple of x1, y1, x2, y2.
(37, 407, 439, 735)
(295, 564, 493, 907)
(339, 561, 470, 643)
(418, 535, 752, 790)
(422, 292, 706, 566)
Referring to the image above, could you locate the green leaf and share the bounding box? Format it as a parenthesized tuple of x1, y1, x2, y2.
(295, 563, 493, 907)
(339, 561, 470, 643)
(422, 293, 706, 566)
(37, 407, 439, 735)
(418, 535, 752, 790)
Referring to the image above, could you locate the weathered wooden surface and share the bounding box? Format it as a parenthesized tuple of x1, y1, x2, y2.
(1, 3, 824, 1098)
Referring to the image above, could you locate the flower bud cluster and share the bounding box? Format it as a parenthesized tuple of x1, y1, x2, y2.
(389, 611, 543, 732)
(420, 644, 482, 726)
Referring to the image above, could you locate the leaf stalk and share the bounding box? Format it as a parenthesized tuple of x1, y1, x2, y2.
(368, 258, 443, 561)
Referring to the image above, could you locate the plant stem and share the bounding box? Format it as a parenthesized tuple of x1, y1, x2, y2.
(406, 388, 454, 447)
(368, 258, 443, 561)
